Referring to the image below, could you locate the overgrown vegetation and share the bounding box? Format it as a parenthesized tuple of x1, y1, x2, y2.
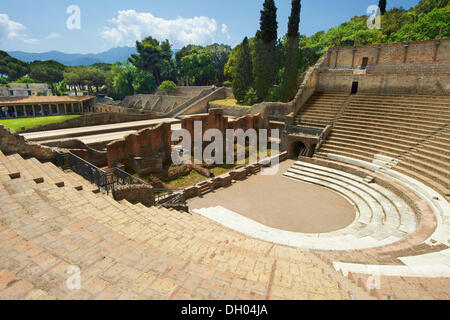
(226, 0, 449, 105)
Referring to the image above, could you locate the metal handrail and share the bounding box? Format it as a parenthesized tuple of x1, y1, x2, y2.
(56, 151, 187, 206)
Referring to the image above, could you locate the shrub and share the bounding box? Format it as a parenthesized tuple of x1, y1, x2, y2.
(223, 80, 232, 87)
(266, 86, 282, 102)
(243, 87, 259, 106)
(159, 80, 178, 94)
(14, 77, 34, 84)
(0, 77, 8, 85)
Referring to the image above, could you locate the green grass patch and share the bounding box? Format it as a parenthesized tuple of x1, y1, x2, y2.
(0, 115, 82, 132)
(165, 170, 207, 189)
(209, 98, 251, 108)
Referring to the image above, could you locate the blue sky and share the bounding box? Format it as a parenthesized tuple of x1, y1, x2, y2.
(0, 0, 419, 53)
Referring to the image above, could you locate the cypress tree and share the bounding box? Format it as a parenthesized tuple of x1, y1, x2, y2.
(232, 37, 253, 103)
(287, 0, 301, 38)
(259, 0, 278, 44)
(281, 0, 302, 102)
(253, 0, 279, 101)
(379, 0, 387, 15)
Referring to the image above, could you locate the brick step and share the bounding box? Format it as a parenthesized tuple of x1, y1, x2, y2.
(341, 113, 448, 127)
(346, 107, 450, 120)
(337, 118, 443, 132)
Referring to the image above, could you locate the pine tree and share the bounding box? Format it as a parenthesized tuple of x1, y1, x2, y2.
(253, 0, 279, 101)
(232, 37, 254, 103)
(379, 0, 387, 15)
(281, 0, 302, 102)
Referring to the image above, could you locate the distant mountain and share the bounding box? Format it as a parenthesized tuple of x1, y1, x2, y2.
(7, 47, 138, 66)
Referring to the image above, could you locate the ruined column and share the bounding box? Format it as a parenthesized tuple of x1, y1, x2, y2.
(32, 105, 36, 117)
(13, 106, 18, 118)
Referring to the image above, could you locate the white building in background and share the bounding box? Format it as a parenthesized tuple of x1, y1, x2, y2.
(0, 83, 50, 97)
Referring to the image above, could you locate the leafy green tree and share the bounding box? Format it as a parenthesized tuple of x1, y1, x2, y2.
(416, 0, 448, 15)
(63, 70, 82, 96)
(253, 0, 279, 101)
(243, 88, 259, 106)
(232, 37, 254, 103)
(379, 0, 387, 15)
(111, 63, 156, 100)
(281, 0, 302, 102)
(0, 77, 8, 85)
(382, 8, 414, 38)
(389, 6, 450, 42)
(205, 43, 232, 85)
(133, 70, 156, 95)
(180, 49, 216, 85)
(56, 81, 67, 96)
(0, 51, 29, 81)
(159, 80, 178, 94)
(224, 38, 256, 80)
(29, 60, 65, 95)
(129, 37, 173, 86)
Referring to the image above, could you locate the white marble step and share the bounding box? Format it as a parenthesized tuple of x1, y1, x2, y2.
(195, 205, 400, 251)
(292, 161, 417, 233)
(334, 249, 450, 278)
(288, 166, 403, 231)
(291, 165, 398, 226)
(325, 153, 450, 246)
(283, 172, 403, 245)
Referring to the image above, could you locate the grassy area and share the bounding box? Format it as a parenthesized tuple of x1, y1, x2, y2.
(209, 98, 251, 108)
(165, 170, 207, 189)
(0, 115, 82, 132)
(123, 147, 280, 190)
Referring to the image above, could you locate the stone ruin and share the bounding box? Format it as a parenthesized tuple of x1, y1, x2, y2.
(105, 109, 263, 175)
(181, 108, 262, 146)
(106, 123, 172, 175)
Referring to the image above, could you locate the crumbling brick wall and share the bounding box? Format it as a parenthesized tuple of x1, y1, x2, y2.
(106, 123, 171, 174)
(231, 114, 262, 132)
(181, 109, 229, 146)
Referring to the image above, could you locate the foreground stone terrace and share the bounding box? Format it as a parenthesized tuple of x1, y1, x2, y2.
(0, 151, 371, 300)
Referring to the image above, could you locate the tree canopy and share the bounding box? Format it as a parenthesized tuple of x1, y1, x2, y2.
(0, 51, 29, 81)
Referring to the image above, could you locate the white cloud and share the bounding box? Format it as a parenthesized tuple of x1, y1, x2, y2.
(0, 13, 26, 39)
(0, 13, 39, 44)
(101, 10, 220, 47)
(47, 32, 62, 40)
(23, 38, 39, 44)
(221, 24, 228, 34)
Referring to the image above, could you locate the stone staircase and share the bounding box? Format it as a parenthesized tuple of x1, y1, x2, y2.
(294, 92, 349, 129)
(316, 93, 450, 200)
(0, 150, 371, 300)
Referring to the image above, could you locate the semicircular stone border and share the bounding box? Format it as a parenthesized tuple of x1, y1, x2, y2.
(194, 160, 419, 251)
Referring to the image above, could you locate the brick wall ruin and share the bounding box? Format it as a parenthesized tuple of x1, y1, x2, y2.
(181, 109, 262, 145)
(231, 114, 262, 132)
(106, 123, 171, 174)
(318, 38, 450, 95)
(181, 109, 229, 146)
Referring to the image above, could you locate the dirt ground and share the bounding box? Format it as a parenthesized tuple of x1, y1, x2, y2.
(188, 160, 356, 233)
